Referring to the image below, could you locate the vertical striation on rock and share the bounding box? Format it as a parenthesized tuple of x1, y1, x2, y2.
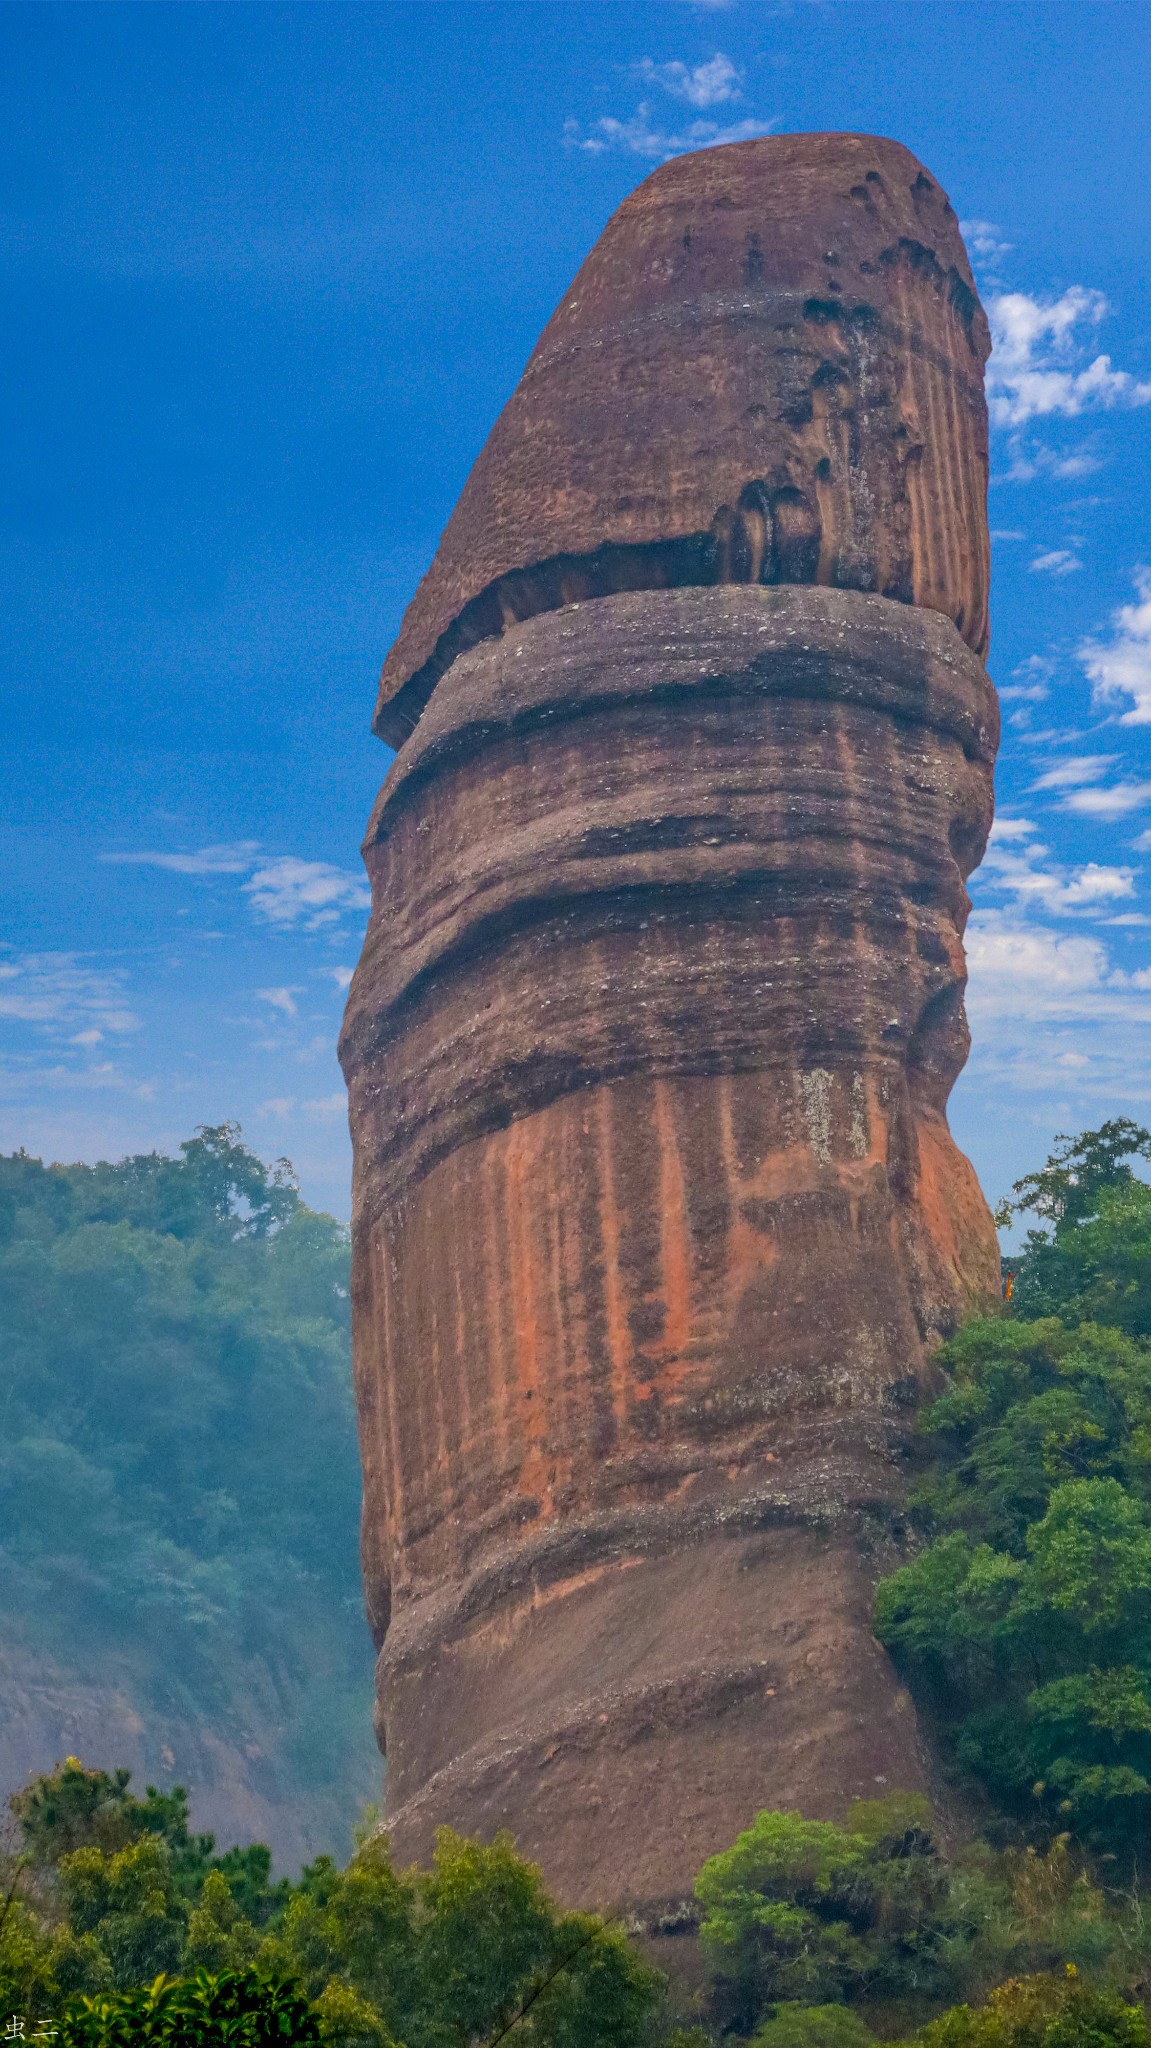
(341, 132, 1001, 1918)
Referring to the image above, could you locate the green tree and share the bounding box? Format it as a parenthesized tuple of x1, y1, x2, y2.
(59, 1836, 187, 1988)
(694, 1796, 958, 2036)
(873, 1317, 1151, 1848)
(912, 1968, 1150, 2048)
(996, 1122, 1151, 1332)
(60, 1967, 318, 2046)
(0, 1129, 375, 1845)
(873, 1127, 1151, 1850)
(750, 2007, 877, 2048)
(255, 1827, 661, 2048)
(6, 1760, 662, 2048)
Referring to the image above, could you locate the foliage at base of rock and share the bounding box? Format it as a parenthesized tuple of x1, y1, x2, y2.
(912, 1968, 1150, 2048)
(875, 1125, 1151, 1852)
(60, 1968, 317, 2046)
(1, 1763, 661, 2047)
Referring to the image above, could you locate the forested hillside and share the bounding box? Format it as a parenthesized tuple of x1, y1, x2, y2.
(0, 1125, 378, 1865)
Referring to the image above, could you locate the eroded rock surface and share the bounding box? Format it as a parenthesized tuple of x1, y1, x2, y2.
(342, 134, 1000, 1917)
(374, 131, 990, 748)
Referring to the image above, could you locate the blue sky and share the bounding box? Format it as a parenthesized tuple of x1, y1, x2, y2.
(2, 1, 1151, 1220)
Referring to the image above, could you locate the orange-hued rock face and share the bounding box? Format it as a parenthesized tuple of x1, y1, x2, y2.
(374, 132, 990, 748)
(343, 136, 1000, 1916)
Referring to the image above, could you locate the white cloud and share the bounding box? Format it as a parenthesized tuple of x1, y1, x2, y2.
(999, 655, 1053, 704)
(565, 53, 773, 159)
(1003, 442, 1102, 484)
(1058, 865, 1138, 906)
(1030, 755, 1116, 791)
(988, 816, 1039, 842)
(257, 1088, 346, 1124)
(979, 822, 1135, 915)
(965, 913, 1151, 1026)
(1030, 548, 1082, 577)
(329, 967, 354, 991)
(636, 53, 743, 106)
(1062, 781, 1151, 819)
(242, 857, 370, 931)
(983, 815, 1036, 839)
(959, 899, 1151, 1110)
(255, 986, 301, 1018)
(1080, 569, 1151, 725)
(564, 106, 775, 160)
(256, 1096, 296, 1118)
(960, 219, 1014, 272)
(0, 954, 139, 1037)
(966, 914, 1116, 1021)
(961, 906, 1151, 1121)
(987, 288, 1151, 428)
(100, 840, 371, 932)
(99, 841, 261, 875)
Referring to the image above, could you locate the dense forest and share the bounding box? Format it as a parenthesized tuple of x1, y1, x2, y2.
(0, 1124, 378, 1860)
(7, 1119, 1151, 2045)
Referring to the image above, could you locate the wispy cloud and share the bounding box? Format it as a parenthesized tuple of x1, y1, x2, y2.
(255, 986, 301, 1018)
(242, 858, 370, 931)
(962, 901, 1151, 1119)
(1023, 752, 1151, 819)
(986, 817, 1037, 842)
(99, 841, 261, 876)
(635, 53, 743, 106)
(966, 913, 1151, 1031)
(1002, 442, 1103, 484)
(564, 48, 774, 160)
(1030, 548, 1083, 577)
(99, 841, 370, 933)
(254, 1091, 346, 1124)
(1061, 781, 1151, 819)
(999, 655, 1053, 704)
(564, 106, 774, 160)
(979, 818, 1135, 915)
(960, 218, 1014, 278)
(256, 1096, 296, 1119)
(987, 288, 1151, 428)
(1030, 755, 1116, 791)
(966, 914, 1122, 1023)
(1080, 569, 1151, 725)
(0, 954, 139, 1039)
(1021, 754, 1151, 818)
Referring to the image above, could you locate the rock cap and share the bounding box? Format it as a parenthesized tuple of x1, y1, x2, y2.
(375, 131, 991, 748)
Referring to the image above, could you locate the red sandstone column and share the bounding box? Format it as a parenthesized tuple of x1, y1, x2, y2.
(341, 133, 1000, 1918)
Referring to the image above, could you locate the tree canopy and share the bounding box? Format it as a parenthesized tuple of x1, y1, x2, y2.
(0, 1759, 663, 2048)
(875, 1124, 1151, 1851)
(0, 1126, 376, 1838)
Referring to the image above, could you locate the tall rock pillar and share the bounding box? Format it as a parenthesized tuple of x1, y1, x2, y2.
(341, 133, 1001, 1917)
